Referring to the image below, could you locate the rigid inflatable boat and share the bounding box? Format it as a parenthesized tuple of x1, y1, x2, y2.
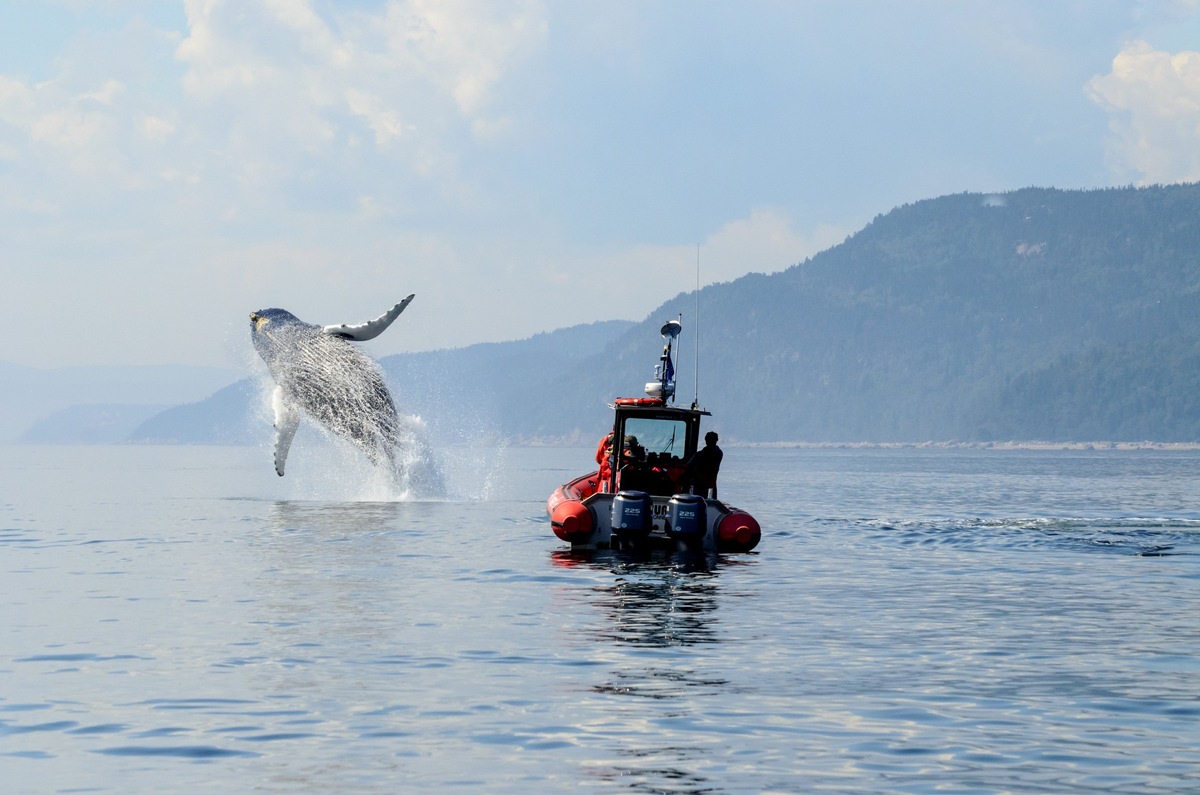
(546, 319, 761, 552)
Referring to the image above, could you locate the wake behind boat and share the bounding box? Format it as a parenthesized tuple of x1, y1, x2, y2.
(546, 319, 761, 552)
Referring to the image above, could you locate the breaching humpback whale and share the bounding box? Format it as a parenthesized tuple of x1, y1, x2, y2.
(249, 296, 417, 480)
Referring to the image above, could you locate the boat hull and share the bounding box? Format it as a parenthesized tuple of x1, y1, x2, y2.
(547, 473, 760, 553)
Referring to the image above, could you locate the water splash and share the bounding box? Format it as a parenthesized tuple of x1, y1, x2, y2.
(251, 371, 447, 502)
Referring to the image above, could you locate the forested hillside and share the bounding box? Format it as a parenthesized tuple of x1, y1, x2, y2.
(530, 184, 1200, 442)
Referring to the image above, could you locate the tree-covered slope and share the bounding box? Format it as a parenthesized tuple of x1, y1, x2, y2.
(553, 184, 1200, 442)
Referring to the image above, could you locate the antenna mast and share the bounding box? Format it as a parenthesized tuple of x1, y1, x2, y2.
(694, 244, 700, 408)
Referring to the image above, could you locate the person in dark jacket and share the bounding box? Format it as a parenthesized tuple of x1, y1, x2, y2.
(686, 431, 723, 498)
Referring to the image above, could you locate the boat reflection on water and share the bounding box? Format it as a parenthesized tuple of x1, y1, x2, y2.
(550, 546, 722, 574)
(549, 547, 758, 657)
(549, 549, 757, 791)
(551, 547, 722, 649)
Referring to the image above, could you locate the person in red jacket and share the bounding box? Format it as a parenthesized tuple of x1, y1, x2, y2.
(595, 432, 615, 492)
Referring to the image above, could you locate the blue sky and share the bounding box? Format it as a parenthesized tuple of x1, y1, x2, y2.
(2, 0, 1199, 369)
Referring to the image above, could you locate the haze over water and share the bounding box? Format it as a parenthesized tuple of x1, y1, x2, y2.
(3, 444, 1200, 793)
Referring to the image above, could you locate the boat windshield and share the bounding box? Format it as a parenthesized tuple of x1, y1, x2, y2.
(622, 417, 689, 461)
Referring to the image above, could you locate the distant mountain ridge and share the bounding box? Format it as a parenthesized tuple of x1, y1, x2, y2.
(21, 404, 168, 444)
(21, 183, 1200, 445)
(127, 380, 262, 445)
(0, 362, 241, 443)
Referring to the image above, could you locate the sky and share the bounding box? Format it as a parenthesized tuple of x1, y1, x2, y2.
(2, 0, 1200, 370)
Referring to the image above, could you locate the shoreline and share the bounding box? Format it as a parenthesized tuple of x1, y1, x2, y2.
(735, 440, 1200, 451)
(526, 437, 1200, 451)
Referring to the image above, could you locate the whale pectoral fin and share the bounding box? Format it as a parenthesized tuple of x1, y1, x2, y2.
(274, 415, 299, 477)
(272, 386, 301, 477)
(321, 294, 415, 341)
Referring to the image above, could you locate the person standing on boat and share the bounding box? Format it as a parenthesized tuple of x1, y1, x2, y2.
(686, 431, 723, 498)
(595, 432, 615, 492)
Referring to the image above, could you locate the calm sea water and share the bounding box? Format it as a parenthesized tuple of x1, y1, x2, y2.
(3, 443, 1200, 793)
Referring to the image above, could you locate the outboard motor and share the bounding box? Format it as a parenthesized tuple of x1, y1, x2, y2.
(611, 490, 652, 539)
(667, 493, 707, 542)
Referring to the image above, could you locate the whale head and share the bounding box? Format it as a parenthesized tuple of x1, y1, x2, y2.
(249, 307, 312, 366)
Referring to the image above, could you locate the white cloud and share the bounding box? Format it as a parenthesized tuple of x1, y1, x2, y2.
(0, 75, 35, 127)
(393, 0, 547, 116)
(0, 1, 547, 253)
(174, 0, 544, 148)
(345, 88, 414, 145)
(1087, 39, 1200, 183)
(30, 106, 106, 149)
(81, 79, 126, 105)
(140, 114, 176, 142)
(0, 67, 164, 191)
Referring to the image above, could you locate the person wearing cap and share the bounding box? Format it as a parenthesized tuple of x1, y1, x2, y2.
(616, 434, 649, 491)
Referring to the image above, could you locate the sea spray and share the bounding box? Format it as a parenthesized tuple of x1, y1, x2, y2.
(249, 383, 443, 501)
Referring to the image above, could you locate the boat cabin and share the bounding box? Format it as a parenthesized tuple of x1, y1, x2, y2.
(605, 400, 711, 496)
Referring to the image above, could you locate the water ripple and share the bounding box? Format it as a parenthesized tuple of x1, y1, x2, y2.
(93, 745, 259, 759)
